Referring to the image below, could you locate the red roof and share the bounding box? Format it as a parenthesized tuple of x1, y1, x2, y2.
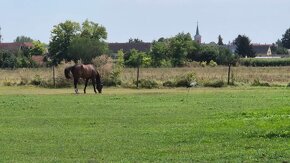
(0, 42, 33, 48)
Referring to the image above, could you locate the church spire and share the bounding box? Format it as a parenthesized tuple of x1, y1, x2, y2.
(194, 22, 201, 44)
(196, 22, 199, 35)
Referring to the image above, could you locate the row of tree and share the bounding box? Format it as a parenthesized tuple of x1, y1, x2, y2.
(48, 20, 290, 68)
(2, 19, 290, 68)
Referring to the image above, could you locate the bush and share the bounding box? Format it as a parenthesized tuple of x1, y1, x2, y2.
(3, 79, 17, 86)
(40, 76, 71, 88)
(251, 79, 270, 87)
(103, 70, 122, 87)
(209, 60, 217, 67)
(175, 72, 196, 87)
(30, 75, 43, 86)
(203, 80, 225, 87)
(200, 61, 207, 67)
(92, 55, 113, 80)
(135, 79, 159, 89)
(163, 80, 176, 87)
(287, 83, 290, 88)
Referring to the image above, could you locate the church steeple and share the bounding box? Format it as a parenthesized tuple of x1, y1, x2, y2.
(194, 22, 201, 44)
(196, 23, 199, 35)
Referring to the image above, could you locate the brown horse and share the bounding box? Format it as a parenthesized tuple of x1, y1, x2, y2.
(64, 64, 103, 94)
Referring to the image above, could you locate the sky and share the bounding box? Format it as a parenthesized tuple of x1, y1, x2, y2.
(0, 0, 290, 44)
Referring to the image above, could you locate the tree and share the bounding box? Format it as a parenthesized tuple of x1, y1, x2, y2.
(150, 39, 169, 67)
(30, 41, 46, 56)
(218, 35, 224, 45)
(282, 27, 290, 49)
(80, 20, 107, 40)
(68, 37, 108, 64)
(124, 49, 151, 88)
(67, 20, 108, 63)
(49, 20, 80, 65)
(195, 45, 219, 63)
(168, 33, 198, 67)
(14, 36, 33, 43)
(0, 50, 17, 68)
(49, 20, 108, 65)
(271, 40, 289, 55)
(234, 35, 255, 58)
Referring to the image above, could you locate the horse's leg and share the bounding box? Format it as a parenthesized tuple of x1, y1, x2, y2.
(74, 78, 79, 94)
(92, 78, 97, 93)
(84, 78, 89, 94)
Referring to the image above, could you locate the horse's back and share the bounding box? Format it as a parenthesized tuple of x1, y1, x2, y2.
(81, 64, 97, 78)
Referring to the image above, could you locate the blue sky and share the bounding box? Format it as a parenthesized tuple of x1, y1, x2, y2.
(0, 0, 290, 44)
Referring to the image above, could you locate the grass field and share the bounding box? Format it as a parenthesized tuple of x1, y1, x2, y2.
(0, 86, 289, 162)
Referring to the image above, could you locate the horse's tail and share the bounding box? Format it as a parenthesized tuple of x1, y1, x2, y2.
(64, 66, 74, 79)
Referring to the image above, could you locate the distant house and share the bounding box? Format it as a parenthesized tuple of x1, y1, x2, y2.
(225, 43, 282, 58)
(0, 42, 33, 53)
(108, 42, 152, 58)
(252, 44, 272, 57)
(0, 42, 45, 65)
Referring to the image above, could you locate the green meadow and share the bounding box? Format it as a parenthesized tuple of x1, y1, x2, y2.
(0, 86, 289, 162)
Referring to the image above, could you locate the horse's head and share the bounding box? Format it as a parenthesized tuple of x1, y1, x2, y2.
(97, 83, 103, 93)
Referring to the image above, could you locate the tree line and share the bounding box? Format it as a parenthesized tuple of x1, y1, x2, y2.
(1, 19, 290, 69)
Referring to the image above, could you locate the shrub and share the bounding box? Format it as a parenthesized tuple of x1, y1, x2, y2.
(103, 70, 122, 87)
(3, 79, 17, 86)
(135, 79, 159, 89)
(200, 61, 207, 67)
(30, 75, 43, 86)
(204, 80, 225, 87)
(163, 80, 176, 87)
(40, 76, 71, 88)
(175, 72, 196, 87)
(18, 76, 30, 86)
(286, 83, 290, 88)
(92, 55, 113, 80)
(209, 60, 217, 67)
(251, 79, 270, 87)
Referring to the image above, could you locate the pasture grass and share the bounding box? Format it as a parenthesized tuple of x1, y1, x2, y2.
(0, 86, 289, 162)
(0, 66, 290, 87)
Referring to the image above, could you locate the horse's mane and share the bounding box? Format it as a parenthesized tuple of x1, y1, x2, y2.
(64, 65, 75, 79)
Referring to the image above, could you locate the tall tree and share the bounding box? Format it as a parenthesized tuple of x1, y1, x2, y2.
(234, 35, 255, 58)
(218, 35, 224, 45)
(67, 20, 108, 63)
(150, 39, 169, 67)
(80, 20, 107, 40)
(48, 20, 80, 65)
(168, 33, 197, 67)
(282, 27, 290, 49)
(14, 36, 33, 43)
(68, 37, 108, 64)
